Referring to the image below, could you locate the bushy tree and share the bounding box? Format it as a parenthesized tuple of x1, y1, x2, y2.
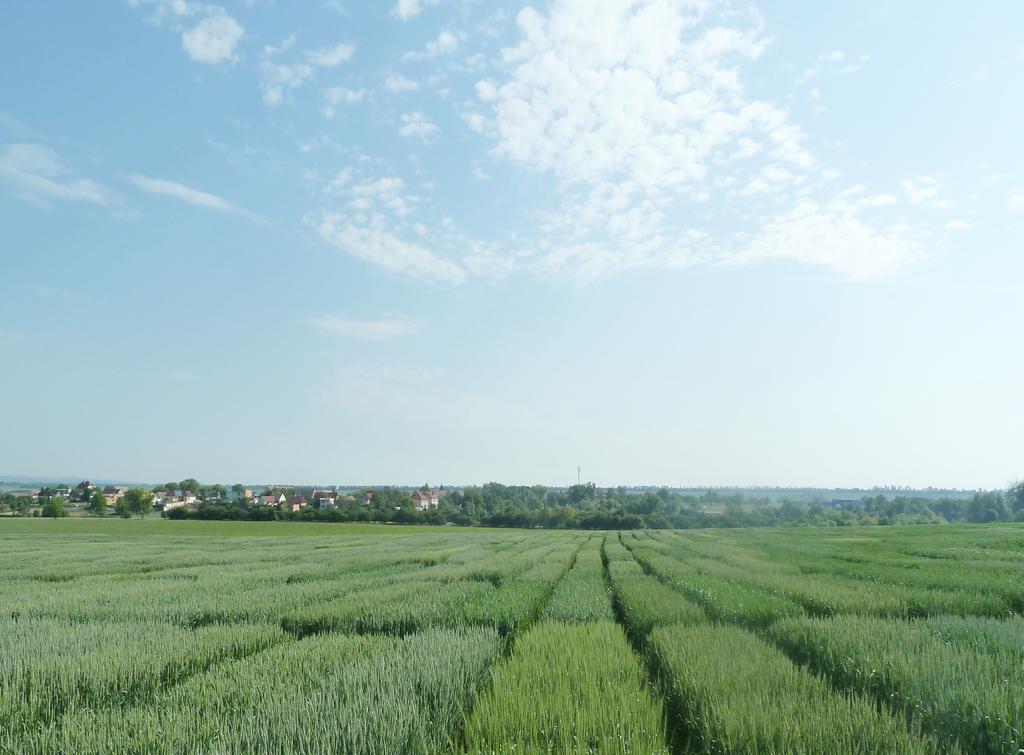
(88, 490, 107, 515)
(122, 488, 154, 519)
(42, 495, 67, 518)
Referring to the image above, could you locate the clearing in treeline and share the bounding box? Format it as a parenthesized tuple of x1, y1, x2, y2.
(1, 519, 1022, 753)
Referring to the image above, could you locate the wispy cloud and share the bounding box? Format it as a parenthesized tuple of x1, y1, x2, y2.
(322, 86, 367, 118)
(402, 29, 462, 61)
(126, 173, 262, 221)
(390, 0, 439, 22)
(0, 143, 119, 208)
(306, 43, 355, 67)
(384, 73, 419, 93)
(260, 40, 356, 106)
(314, 215, 466, 283)
(1010, 190, 1024, 212)
(398, 112, 439, 142)
(308, 315, 423, 340)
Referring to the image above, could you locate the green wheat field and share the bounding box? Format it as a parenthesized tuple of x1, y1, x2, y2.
(1, 519, 1022, 753)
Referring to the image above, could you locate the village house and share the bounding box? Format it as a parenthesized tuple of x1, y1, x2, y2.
(102, 486, 128, 504)
(75, 480, 96, 500)
(259, 493, 286, 507)
(288, 497, 309, 513)
(313, 490, 339, 510)
(411, 489, 443, 512)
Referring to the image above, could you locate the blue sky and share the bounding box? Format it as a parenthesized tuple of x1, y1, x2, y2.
(1, 1, 1022, 488)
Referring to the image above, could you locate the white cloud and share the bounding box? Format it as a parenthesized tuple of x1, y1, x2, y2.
(729, 200, 925, 278)
(262, 33, 296, 57)
(312, 171, 465, 283)
(798, 50, 867, 83)
(306, 43, 355, 67)
(901, 176, 951, 208)
(463, 112, 487, 133)
(181, 10, 244, 64)
(126, 173, 260, 220)
(427, 29, 459, 56)
(322, 86, 367, 118)
(487, 3, 807, 192)
(308, 315, 422, 340)
(385, 73, 419, 93)
(399, 112, 439, 142)
(475, 80, 497, 102)
(469, 1, 925, 281)
(405, 29, 462, 60)
(390, 0, 439, 21)
(259, 38, 354, 107)
(260, 62, 313, 106)
(945, 219, 971, 231)
(841, 55, 870, 75)
(315, 215, 466, 283)
(128, 0, 201, 24)
(0, 143, 119, 208)
(1010, 190, 1024, 212)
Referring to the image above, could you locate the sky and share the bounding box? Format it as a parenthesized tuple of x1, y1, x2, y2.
(1, 1, 1022, 489)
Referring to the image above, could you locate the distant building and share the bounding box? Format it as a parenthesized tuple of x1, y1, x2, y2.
(75, 480, 96, 499)
(411, 490, 443, 512)
(288, 497, 308, 513)
(259, 493, 286, 507)
(102, 486, 128, 503)
(313, 490, 339, 510)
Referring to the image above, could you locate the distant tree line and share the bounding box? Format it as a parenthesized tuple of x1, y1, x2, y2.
(155, 480, 1024, 530)
(5, 480, 1023, 529)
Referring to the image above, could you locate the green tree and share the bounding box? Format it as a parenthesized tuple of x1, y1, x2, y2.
(123, 488, 154, 519)
(42, 495, 67, 518)
(178, 479, 200, 494)
(88, 490, 107, 515)
(1008, 480, 1024, 514)
(12, 496, 33, 516)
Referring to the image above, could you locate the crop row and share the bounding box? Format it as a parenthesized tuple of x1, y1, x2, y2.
(0, 619, 286, 745)
(22, 628, 501, 754)
(769, 615, 1024, 753)
(463, 621, 667, 754)
(540, 538, 614, 623)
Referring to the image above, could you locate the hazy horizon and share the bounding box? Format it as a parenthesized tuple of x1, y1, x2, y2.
(2, 2, 1021, 490)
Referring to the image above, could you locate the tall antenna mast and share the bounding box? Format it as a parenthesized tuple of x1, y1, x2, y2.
(577, 465, 581, 485)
